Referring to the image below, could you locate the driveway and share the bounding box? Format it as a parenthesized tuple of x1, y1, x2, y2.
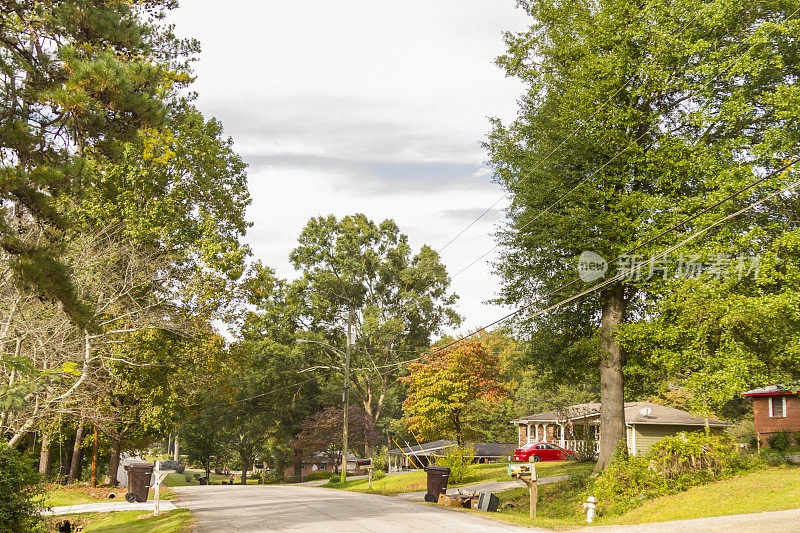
(174, 484, 541, 532)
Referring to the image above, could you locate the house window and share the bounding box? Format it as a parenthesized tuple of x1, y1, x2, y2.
(769, 396, 787, 418)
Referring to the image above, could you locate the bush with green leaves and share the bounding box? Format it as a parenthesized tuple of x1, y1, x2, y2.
(767, 431, 792, 452)
(0, 443, 45, 532)
(595, 433, 760, 515)
(303, 471, 337, 482)
(435, 445, 474, 484)
(371, 468, 387, 480)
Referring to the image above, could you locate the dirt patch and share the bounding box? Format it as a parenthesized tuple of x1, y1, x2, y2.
(44, 482, 127, 500)
(45, 514, 91, 532)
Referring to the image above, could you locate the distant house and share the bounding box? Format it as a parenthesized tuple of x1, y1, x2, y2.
(283, 452, 360, 479)
(511, 401, 730, 457)
(743, 385, 800, 446)
(387, 440, 516, 471)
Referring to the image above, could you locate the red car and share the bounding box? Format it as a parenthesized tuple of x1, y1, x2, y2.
(513, 442, 575, 462)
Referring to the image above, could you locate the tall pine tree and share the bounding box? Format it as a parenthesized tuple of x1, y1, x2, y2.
(0, 0, 196, 327)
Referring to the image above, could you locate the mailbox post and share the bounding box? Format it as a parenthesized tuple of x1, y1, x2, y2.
(152, 460, 172, 516)
(508, 463, 538, 520)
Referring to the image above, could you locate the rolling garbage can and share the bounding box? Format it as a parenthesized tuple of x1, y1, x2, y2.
(424, 465, 451, 502)
(198, 476, 209, 485)
(124, 462, 154, 503)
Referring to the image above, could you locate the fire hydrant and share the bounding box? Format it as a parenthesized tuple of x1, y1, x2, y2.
(583, 496, 597, 523)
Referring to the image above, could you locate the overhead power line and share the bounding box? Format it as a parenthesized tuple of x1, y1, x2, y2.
(445, 4, 800, 278)
(435, 4, 709, 255)
(364, 158, 800, 374)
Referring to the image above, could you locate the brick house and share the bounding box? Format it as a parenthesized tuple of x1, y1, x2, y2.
(743, 385, 800, 446)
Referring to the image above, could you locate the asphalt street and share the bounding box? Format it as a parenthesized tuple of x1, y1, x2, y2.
(174, 484, 800, 533)
(174, 484, 539, 532)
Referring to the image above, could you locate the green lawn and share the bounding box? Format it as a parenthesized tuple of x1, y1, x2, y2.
(615, 465, 800, 524)
(478, 465, 800, 529)
(327, 461, 593, 495)
(48, 509, 193, 533)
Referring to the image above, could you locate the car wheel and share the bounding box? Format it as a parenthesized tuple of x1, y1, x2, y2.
(529, 455, 541, 463)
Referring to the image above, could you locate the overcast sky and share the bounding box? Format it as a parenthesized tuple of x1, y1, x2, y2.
(168, 1, 532, 335)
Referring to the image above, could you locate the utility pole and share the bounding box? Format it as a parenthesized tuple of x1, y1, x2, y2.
(341, 310, 353, 483)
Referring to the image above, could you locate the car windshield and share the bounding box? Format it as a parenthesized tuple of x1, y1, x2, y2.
(521, 443, 537, 450)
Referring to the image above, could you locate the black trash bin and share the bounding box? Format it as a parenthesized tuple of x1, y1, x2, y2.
(124, 462, 154, 503)
(424, 465, 450, 502)
(198, 476, 208, 485)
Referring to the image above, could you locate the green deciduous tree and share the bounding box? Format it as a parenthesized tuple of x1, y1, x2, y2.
(487, 0, 800, 469)
(290, 214, 460, 451)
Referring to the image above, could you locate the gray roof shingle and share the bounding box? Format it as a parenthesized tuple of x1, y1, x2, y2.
(512, 401, 730, 427)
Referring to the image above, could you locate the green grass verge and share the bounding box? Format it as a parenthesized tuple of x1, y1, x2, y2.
(44, 485, 176, 507)
(476, 464, 800, 528)
(615, 465, 800, 524)
(49, 509, 193, 533)
(327, 461, 593, 495)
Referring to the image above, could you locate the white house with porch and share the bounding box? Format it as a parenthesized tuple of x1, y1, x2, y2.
(511, 401, 730, 457)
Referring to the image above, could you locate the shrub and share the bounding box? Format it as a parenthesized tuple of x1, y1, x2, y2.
(767, 430, 792, 452)
(326, 475, 341, 485)
(193, 473, 201, 480)
(372, 446, 389, 471)
(435, 445, 474, 484)
(595, 433, 760, 516)
(175, 465, 186, 474)
(0, 443, 45, 532)
(371, 468, 386, 480)
(594, 448, 665, 515)
(303, 471, 336, 482)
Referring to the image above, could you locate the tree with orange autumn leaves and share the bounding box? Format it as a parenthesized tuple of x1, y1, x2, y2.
(400, 339, 509, 446)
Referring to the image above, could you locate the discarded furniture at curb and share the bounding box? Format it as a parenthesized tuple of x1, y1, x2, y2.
(477, 492, 500, 512)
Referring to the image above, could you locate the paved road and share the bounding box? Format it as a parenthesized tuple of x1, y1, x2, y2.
(175, 484, 800, 532)
(174, 484, 542, 532)
(592, 508, 800, 532)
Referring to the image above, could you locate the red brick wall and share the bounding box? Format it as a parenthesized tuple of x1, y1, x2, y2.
(518, 424, 527, 446)
(753, 395, 800, 445)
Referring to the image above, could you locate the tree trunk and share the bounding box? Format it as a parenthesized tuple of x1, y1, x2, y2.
(91, 426, 99, 487)
(39, 433, 52, 479)
(173, 433, 180, 461)
(105, 434, 122, 486)
(68, 414, 86, 483)
(594, 284, 627, 472)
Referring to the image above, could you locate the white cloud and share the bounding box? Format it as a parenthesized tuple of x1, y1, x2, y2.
(168, 0, 531, 334)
